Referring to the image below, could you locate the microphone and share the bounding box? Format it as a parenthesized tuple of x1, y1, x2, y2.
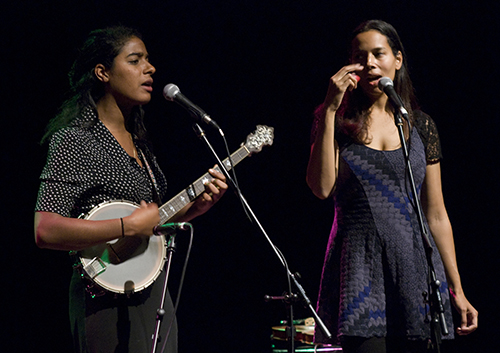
(153, 222, 191, 236)
(163, 83, 221, 131)
(378, 77, 409, 119)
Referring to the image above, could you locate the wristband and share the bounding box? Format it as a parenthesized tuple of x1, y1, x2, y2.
(120, 218, 125, 238)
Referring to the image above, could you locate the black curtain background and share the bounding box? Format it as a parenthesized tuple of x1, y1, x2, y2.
(2, 1, 498, 352)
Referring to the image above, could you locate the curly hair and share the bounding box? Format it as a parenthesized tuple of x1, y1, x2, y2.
(41, 26, 148, 144)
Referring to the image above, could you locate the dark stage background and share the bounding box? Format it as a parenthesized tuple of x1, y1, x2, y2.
(2, 1, 498, 352)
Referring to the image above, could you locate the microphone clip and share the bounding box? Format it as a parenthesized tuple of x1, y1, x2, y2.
(153, 222, 191, 236)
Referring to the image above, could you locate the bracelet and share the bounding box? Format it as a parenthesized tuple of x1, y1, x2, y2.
(120, 218, 125, 238)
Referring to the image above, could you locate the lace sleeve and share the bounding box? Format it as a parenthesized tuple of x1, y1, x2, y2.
(413, 110, 443, 164)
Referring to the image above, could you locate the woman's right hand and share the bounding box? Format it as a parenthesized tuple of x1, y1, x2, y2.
(323, 63, 363, 112)
(123, 200, 160, 237)
(306, 64, 363, 200)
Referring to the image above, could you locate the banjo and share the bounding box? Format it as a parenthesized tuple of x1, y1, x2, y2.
(77, 125, 274, 295)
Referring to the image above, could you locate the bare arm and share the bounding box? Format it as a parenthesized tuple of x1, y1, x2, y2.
(306, 64, 362, 199)
(306, 108, 339, 199)
(34, 168, 227, 251)
(422, 162, 478, 335)
(34, 200, 161, 251)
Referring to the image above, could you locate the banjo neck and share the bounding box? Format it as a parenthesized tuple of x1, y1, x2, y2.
(157, 145, 248, 225)
(78, 125, 273, 295)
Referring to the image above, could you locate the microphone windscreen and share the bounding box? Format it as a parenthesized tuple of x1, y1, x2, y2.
(163, 84, 180, 101)
(378, 77, 393, 90)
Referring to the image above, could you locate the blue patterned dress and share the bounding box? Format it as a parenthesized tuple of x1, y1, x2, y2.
(313, 111, 454, 344)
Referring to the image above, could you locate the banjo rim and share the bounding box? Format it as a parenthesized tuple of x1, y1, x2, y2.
(78, 200, 167, 294)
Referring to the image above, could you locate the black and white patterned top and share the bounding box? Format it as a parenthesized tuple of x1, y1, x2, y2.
(35, 108, 168, 218)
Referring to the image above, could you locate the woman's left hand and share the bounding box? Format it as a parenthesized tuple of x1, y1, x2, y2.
(183, 167, 228, 219)
(200, 167, 227, 204)
(450, 290, 478, 335)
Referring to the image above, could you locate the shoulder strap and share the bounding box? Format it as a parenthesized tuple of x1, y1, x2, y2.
(138, 148, 162, 204)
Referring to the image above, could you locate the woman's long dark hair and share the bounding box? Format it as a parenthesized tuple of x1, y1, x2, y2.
(334, 20, 418, 143)
(41, 26, 148, 144)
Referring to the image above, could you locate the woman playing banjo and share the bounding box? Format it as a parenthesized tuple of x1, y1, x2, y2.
(34, 26, 227, 353)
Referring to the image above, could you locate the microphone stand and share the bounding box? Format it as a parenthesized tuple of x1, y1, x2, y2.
(151, 228, 187, 353)
(265, 292, 300, 353)
(192, 123, 332, 352)
(392, 111, 448, 352)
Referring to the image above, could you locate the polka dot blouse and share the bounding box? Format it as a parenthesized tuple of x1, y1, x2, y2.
(35, 108, 168, 218)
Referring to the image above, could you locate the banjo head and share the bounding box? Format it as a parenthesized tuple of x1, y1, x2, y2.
(79, 200, 167, 294)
